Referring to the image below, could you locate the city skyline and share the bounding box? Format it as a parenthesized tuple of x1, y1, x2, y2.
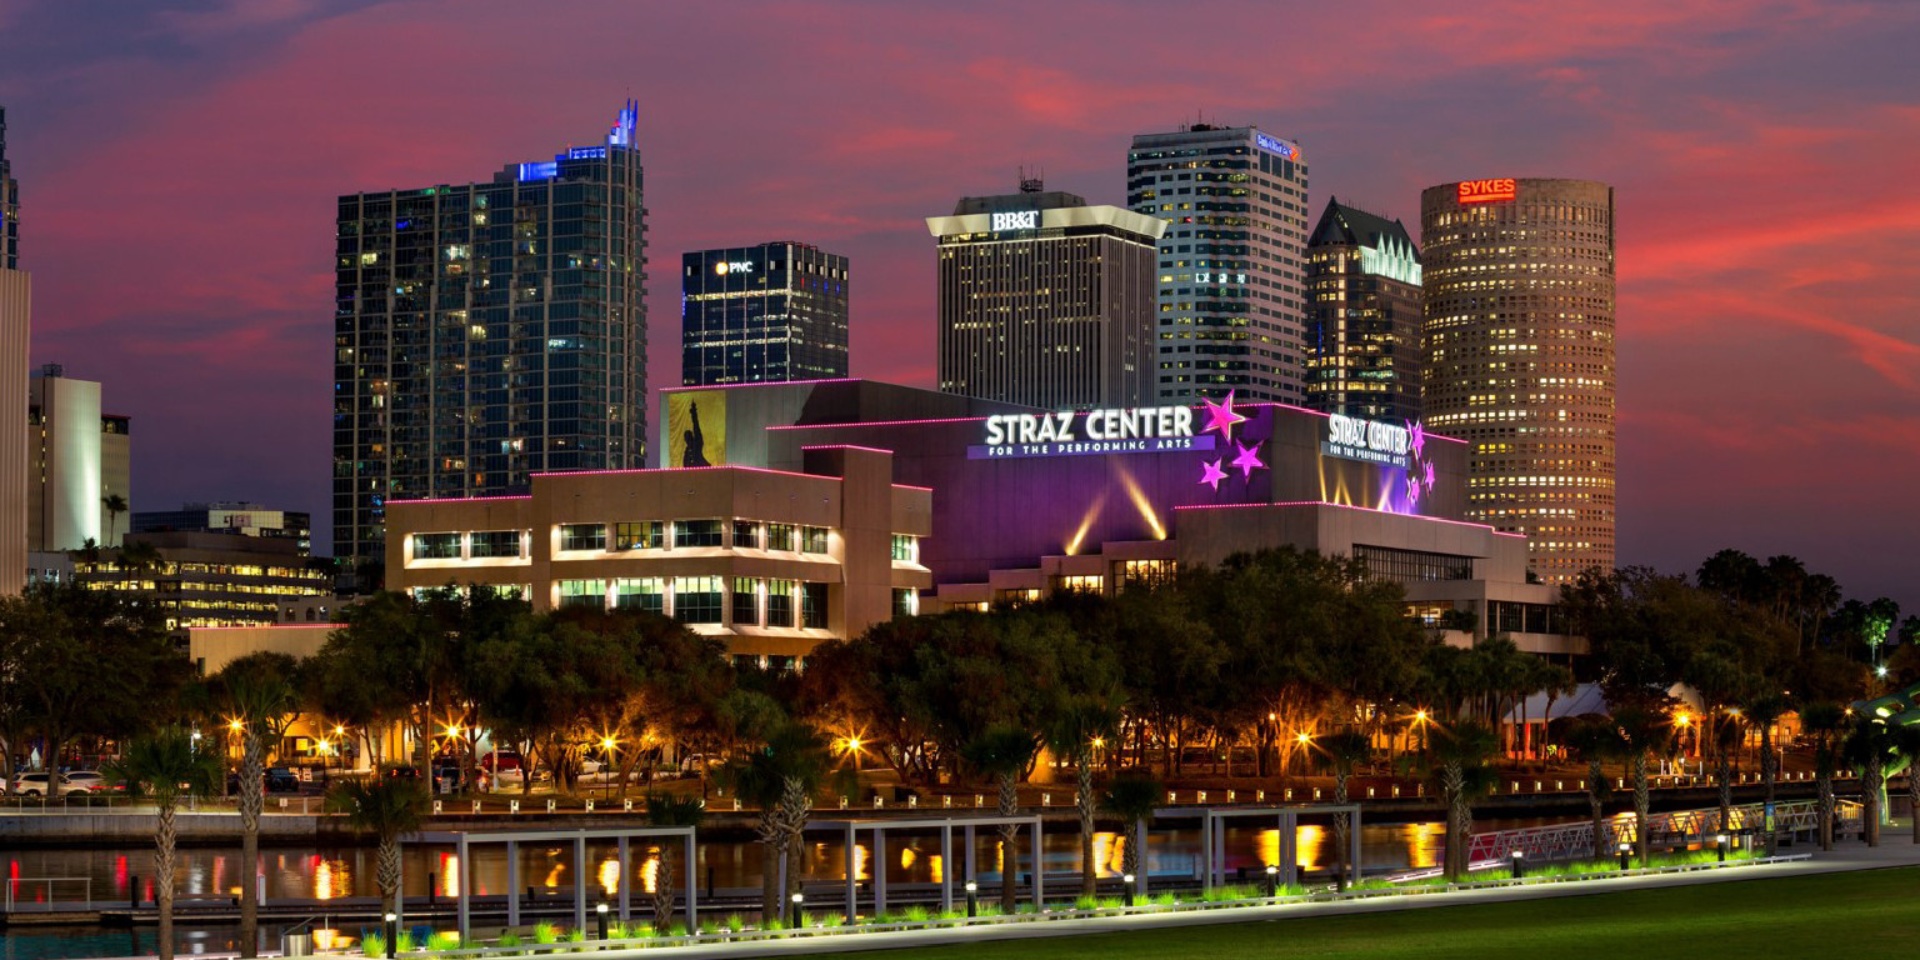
(1, 1, 1916, 608)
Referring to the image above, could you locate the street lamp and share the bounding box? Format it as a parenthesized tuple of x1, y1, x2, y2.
(1122, 873, 1135, 907)
(1510, 849, 1525, 880)
(383, 913, 397, 959)
(595, 902, 609, 940)
(1263, 864, 1279, 898)
(789, 891, 805, 925)
(1715, 833, 1729, 863)
(1617, 841, 1632, 871)
(964, 880, 978, 918)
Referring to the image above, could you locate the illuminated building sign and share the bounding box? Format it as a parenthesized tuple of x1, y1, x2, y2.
(1255, 133, 1300, 161)
(713, 260, 754, 276)
(970, 406, 1212, 459)
(1324, 413, 1412, 468)
(1457, 178, 1518, 204)
(990, 210, 1039, 233)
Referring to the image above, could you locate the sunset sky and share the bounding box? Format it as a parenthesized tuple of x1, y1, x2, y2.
(2, 0, 1915, 609)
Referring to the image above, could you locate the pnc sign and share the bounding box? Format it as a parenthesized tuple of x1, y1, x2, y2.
(713, 260, 754, 276)
(970, 405, 1213, 460)
(1458, 178, 1518, 204)
(990, 210, 1040, 232)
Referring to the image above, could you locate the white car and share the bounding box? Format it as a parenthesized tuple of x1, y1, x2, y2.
(12, 771, 109, 796)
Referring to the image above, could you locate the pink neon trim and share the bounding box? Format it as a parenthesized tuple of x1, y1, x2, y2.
(768, 415, 987, 430)
(389, 494, 533, 505)
(530, 464, 834, 483)
(1173, 499, 1515, 535)
(189, 624, 338, 632)
(894, 483, 934, 492)
(660, 377, 863, 394)
(800, 444, 897, 455)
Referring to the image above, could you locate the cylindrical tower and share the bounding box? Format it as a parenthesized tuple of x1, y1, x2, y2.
(1420, 178, 1615, 584)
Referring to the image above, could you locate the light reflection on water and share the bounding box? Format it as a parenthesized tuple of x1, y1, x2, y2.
(0, 819, 1521, 909)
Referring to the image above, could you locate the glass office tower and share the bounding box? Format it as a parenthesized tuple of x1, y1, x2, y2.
(333, 102, 648, 570)
(1304, 198, 1424, 422)
(681, 242, 849, 386)
(1, 106, 18, 270)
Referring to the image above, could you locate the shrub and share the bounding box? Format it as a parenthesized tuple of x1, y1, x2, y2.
(394, 932, 415, 954)
(724, 914, 745, 933)
(532, 923, 559, 945)
(428, 931, 461, 952)
(360, 934, 385, 958)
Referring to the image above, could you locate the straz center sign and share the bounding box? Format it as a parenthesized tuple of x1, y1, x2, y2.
(969, 406, 1214, 460)
(1323, 413, 1411, 468)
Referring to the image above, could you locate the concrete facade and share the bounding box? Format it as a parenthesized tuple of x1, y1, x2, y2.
(0, 270, 25, 592)
(27, 365, 128, 551)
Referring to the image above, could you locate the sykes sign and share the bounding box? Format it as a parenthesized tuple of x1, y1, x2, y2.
(970, 406, 1213, 459)
(1457, 178, 1518, 204)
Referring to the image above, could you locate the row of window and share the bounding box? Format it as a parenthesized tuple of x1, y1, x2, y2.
(556, 576, 832, 628)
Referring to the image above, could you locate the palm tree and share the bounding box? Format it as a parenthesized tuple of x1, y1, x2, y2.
(962, 726, 1037, 914)
(1798, 702, 1847, 850)
(108, 727, 221, 960)
(1044, 699, 1119, 898)
(101, 493, 128, 547)
(1611, 706, 1675, 867)
(1843, 717, 1896, 847)
(644, 794, 705, 933)
(1891, 725, 1920, 845)
(1562, 717, 1620, 862)
(325, 774, 429, 917)
(1429, 721, 1499, 881)
(1099, 771, 1161, 895)
(218, 654, 301, 957)
(1709, 709, 1745, 834)
(719, 722, 827, 924)
(1315, 730, 1373, 890)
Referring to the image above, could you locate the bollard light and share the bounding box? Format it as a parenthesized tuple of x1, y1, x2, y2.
(1510, 849, 1525, 880)
(1715, 833, 1729, 863)
(1122, 873, 1136, 907)
(383, 913, 398, 960)
(1618, 841, 1632, 871)
(1264, 864, 1279, 898)
(790, 891, 805, 925)
(965, 880, 978, 918)
(596, 902, 609, 940)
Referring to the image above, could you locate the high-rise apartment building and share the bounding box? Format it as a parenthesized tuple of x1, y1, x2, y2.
(1304, 198, 1424, 422)
(27, 364, 132, 551)
(681, 242, 849, 386)
(1127, 124, 1310, 404)
(1, 106, 18, 270)
(1421, 177, 1616, 583)
(0, 270, 26, 591)
(334, 103, 648, 569)
(927, 182, 1163, 410)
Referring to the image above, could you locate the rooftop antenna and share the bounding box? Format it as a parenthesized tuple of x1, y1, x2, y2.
(1018, 165, 1043, 194)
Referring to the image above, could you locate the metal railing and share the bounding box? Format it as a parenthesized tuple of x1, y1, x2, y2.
(4, 876, 93, 912)
(1463, 799, 1865, 865)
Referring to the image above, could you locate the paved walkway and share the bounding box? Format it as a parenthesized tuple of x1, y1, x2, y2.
(645, 834, 1920, 960)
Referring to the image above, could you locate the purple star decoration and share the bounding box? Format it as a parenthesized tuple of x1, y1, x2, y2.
(1198, 458, 1228, 491)
(1200, 390, 1248, 442)
(1231, 440, 1266, 480)
(1407, 420, 1426, 460)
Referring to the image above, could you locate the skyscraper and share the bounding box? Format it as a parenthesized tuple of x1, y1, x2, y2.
(681, 242, 849, 386)
(1421, 177, 1616, 583)
(26, 364, 131, 551)
(1127, 124, 1310, 404)
(1304, 198, 1424, 422)
(0, 106, 16, 270)
(927, 181, 1163, 410)
(334, 103, 648, 570)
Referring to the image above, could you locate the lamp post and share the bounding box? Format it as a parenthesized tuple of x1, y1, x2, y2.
(595, 902, 609, 940)
(964, 881, 978, 918)
(1715, 833, 1729, 863)
(789, 892, 805, 926)
(1122, 873, 1135, 908)
(383, 913, 397, 960)
(1510, 850, 1525, 880)
(1617, 841, 1632, 872)
(1263, 864, 1278, 899)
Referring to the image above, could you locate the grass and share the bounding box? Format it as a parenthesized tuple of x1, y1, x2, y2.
(780, 867, 1920, 960)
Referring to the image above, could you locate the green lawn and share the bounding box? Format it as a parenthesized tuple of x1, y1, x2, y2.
(801, 869, 1919, 960)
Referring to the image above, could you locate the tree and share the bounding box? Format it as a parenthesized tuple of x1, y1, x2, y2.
(215, 653, 302, 957)
(720, 720, 828, 924)
(325, 775, 429, 918)
(108, 727, 221, 960)
(1044, 696, 1120, 898)
(1798, 702, 1847, 850)
(1612, 706, 1676, 867)
(1742, 693, 1790, 839)
(1099, 771, 1161, 892)
(101, 493, 128, 547)
(962, 726, 1038, 914)
(1429, 722, 1499, 881)
(644, 794, 705, 933)
(1843, 718, 1896, 847)
(1562, 717, 1620, 862)
(1315, 730, 1372, 890)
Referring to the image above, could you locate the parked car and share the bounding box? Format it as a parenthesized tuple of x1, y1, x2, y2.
(264, 767, 301, 793)
(12, 771, 109, 796)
